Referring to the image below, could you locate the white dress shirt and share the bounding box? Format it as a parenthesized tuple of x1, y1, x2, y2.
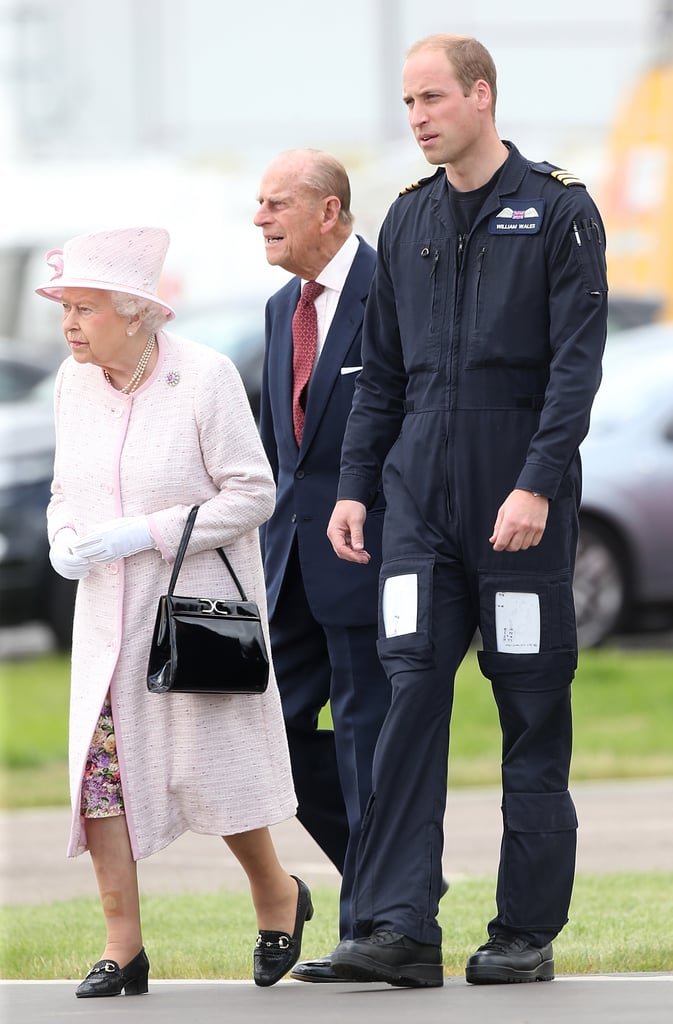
(298, 231, 360, 369)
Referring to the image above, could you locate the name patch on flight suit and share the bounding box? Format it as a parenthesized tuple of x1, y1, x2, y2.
(488, 200, 545, 234)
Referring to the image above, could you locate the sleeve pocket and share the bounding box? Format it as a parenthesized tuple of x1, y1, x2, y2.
(572, 220, 608, 294)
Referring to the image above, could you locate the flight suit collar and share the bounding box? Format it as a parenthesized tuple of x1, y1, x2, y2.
(429, 141, 530, 232)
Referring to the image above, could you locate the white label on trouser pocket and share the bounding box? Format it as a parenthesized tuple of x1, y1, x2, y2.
(382, 574, 418, 637)
(495, 592, 540, 653)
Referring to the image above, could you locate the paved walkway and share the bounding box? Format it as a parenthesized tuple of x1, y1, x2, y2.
(2, 778, 672, 904)
(3, 975, 673, 1024)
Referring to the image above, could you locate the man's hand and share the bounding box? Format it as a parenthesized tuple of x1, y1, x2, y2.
(327, 499, 370, 564)
(490, 489, 549, 552)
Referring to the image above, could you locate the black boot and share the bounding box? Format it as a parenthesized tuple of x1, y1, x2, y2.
(466, 934, 554, 984)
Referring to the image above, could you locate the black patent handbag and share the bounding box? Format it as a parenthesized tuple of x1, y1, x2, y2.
(147, 506, 269, 694)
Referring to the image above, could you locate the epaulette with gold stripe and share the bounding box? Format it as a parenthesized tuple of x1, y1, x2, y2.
(549, 168, 585, 187)
(398, 173, 436, 197)
(531, 160, 586, 188)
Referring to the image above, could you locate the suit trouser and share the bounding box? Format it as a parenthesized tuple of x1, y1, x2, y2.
(351, 552, 577, 948)
(270, 542, 391, 938)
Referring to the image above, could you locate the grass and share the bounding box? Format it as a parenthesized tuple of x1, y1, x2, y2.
(0, 654, 71, 808)
(1, 874, 672, 979)
(1, 647, 673, 807)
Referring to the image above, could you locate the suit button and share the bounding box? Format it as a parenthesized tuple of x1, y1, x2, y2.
(295, 469, 305, 479)
(291, 514, 297, 523)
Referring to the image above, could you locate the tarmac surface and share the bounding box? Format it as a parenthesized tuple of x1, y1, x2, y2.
(2, 777, 673, 1022)
(3, 974, 673, 1024)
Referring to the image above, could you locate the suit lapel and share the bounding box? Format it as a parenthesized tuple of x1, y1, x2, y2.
(300, 242, 370, 453)
(275, 280, 301, 446)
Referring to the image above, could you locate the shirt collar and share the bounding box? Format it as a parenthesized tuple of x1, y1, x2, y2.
(310, 232, 359, 295)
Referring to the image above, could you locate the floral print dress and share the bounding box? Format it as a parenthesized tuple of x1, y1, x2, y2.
(80, 700, 124, 817)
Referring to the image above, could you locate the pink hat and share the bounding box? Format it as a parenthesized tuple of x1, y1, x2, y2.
(35, 226, 175, 320)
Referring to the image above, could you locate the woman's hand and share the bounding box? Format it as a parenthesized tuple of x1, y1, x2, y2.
(72, 516, 156, 563)
(49, 528, 92, 580)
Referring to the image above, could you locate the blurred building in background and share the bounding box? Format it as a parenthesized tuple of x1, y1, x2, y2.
(599, 2, 673, 325)
(0, 0, 670, 349)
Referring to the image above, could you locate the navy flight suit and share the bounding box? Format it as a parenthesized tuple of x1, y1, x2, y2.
(337, 142, 608, 948)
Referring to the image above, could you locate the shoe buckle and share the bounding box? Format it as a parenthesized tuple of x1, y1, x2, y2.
(91, 961, 116, 974)
(255, 933, 290, 949)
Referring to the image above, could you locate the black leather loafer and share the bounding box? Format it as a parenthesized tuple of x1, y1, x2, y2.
(290, 943, 350, 983)
(75, 948, 149, 998)
(253, 876, 314, 987)
(465, 934, 554, 984)
(292, 878, 448, 984)
(331, 929, 443, 988)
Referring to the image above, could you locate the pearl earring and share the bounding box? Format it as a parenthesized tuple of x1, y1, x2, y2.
(127, 329, 133, 336)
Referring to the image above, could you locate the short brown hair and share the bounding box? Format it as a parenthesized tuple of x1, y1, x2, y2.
(407, 35, 498, 119)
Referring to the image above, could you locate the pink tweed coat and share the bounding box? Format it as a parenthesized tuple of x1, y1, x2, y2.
(48, 330, 297, 859)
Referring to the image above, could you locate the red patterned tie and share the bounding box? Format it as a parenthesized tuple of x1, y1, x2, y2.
(292, 280, 324, 444)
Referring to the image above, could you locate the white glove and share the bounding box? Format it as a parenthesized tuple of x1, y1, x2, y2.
(71, 516, 156, 564)
(49, 528, 92, 580)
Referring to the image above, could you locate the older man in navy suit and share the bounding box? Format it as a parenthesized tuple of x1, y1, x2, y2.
(253, 149, 390, 981)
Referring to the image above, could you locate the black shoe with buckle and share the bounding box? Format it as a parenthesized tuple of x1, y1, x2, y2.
(253, 876, 314, 987)
(331, 929, 443, 988)
(465, 933, 554, 984)
(75, 948, 149, 998)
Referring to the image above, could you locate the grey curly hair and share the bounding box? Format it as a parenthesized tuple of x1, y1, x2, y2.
(110, 291, 169, 334)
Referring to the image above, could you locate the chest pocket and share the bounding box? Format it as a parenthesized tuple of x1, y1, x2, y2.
(464, 235, 550, 369)
(390, 238, 450, 372)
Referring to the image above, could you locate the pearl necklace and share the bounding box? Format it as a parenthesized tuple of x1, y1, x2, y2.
(104, 334, 156, 394)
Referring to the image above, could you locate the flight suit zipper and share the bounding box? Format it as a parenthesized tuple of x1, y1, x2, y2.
(446, 233, 468, 520)
(474, 246, 487, 328)
(457, 233, 466, 273)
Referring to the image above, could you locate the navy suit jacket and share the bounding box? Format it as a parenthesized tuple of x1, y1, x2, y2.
(259, 237, 384, 626)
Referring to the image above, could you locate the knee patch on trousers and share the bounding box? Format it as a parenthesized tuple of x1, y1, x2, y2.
(503, 790, 578, 833)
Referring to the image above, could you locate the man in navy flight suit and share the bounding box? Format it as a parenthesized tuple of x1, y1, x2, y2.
(327, 36, 608, 987)
(254, 149, 391, 981)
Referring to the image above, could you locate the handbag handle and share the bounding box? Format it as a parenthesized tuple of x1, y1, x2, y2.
(166, 505, 249, 602)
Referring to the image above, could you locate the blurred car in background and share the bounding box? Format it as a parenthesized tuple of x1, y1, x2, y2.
(574, 322, 673, 646)
(0, 345, 78, 649)
(175, 304, 266, 419)
(0, 305, 268, 649)
(0, 342, 51, 401)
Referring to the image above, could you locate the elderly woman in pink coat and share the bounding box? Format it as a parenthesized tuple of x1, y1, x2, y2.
(36, 226, 312, 997)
